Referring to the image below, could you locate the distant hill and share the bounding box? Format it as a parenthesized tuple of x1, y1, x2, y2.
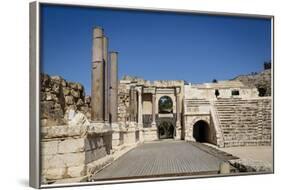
(232, 69, 271, 96)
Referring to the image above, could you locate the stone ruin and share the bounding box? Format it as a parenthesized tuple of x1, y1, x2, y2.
(40, 74, 92, 126)
(40, 26, 272, 184)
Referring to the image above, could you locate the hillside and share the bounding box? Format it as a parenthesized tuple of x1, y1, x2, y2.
(232, 69, 271, 96)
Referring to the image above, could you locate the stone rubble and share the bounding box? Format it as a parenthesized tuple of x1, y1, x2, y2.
(229, 159, 272, 172)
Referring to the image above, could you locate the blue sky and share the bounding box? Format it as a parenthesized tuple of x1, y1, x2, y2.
(40, 4, 271, 95)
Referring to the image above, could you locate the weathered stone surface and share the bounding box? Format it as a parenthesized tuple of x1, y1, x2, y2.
(67, 165, 86, 178)
(69, 112, 90, 127)
(52, 83, 60, 94)
(219, 162, 230, 174)
(65, 96, 74, 105)
(229, 159, 272, 172)
(43, 152, 86, 169)
(44, 168, 66, 180)
(68, 82, 78, 90)
(71, 89, 80, 98)
(63, 152, 86, 167)
(76, 99, 84, 106)
(42, 154, 65, 170)
(85, 96, 91, 104)
(40, 101, 64, 126)
(62, 87, 70, 96)
(41, 141, 59, 155)
(87, 156, 114, 175)
(41, 125, 87, 139)
(58, 138, 85, 153)
(40, 73, 90, 127)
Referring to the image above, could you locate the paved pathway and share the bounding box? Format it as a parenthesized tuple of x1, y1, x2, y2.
(93, 141, 224, 181)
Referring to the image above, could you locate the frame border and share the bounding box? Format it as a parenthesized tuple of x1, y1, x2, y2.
(29, 1, 274, 188)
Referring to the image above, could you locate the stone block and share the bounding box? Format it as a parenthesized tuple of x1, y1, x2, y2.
(76, 99, 84, 106)
(41, 125, 86, 139)
(58, 138, 85, 153)
(42, 152, 86, 170)
(65, 95, 74, 105)
(62, 87, 70, 96)
(67, 165, 86, 178)
(42, 154, 65, 170)
(71, 89, 80, 98)
(43, 167, 66, 180)
(41, 141, 58, 155)
(63, 152, 86, 167)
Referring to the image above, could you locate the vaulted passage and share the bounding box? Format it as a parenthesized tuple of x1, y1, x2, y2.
(193, 120, 210, 143)
(158, 121, 174, 139)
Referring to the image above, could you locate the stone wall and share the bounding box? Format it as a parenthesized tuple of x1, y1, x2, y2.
(117, 82, 130, 122)
(41, 122, 113, 184)
(215, 97, 272, 147)
(40, 74, 91, 127)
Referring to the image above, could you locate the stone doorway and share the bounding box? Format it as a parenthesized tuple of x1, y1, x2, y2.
(193, 120, 210, 143)
(158, 121, 175, 139)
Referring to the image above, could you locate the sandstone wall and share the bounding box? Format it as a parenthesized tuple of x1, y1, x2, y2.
(40, 74, 91, 126)
(215, 98, 272, 147)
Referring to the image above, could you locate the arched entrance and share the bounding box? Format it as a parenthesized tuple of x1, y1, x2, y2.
(158, 96, 173, 113)
(158, 121, 174, 139)
(193, 120, 211, 143)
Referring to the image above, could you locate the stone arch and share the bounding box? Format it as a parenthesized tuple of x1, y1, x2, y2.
(158, 96, 173, 114)
(192, 120, 210, 142)
(190, 117, 217, 145)
(155, 94, 176, 114)
(158, 120, 175, 139)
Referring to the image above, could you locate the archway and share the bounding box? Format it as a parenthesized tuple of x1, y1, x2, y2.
(158, 121, 174, 139)
(158, 96, 173, 114)
(193, 120, 211, 143)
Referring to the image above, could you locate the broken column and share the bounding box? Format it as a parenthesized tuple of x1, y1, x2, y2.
(109, 52, 118, 123)
(91, 26, 104, 122)
(103, 36, 109, 122)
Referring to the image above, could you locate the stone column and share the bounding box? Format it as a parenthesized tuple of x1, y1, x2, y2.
(176, 90, 181, 128)
(151, 93, 157, 128)
(129, 87, 136, 122)
(103, 36, 109, 122)
(136, 87, 144, 142)
(137, 87, 143, 126)
(133, 90, 138, 122)
(109, 52, 118, 123)
(91, 27, 104, 122)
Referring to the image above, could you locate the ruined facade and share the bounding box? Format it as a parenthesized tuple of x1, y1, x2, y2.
(40, 27, 272, 184)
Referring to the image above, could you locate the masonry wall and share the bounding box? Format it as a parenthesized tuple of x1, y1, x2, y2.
(117, 82, 130, 122)
(40, 74, 91, 127)
(41, 124, 112, 183)
(40, 74, 114, 184)
(215, 97, 272, 147)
